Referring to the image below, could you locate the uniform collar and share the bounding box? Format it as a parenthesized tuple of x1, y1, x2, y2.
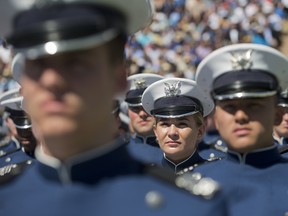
(227, 145, 283, 167)
(0, 137, 21, 157)
(162, 150, 206, 173)
(35, 136, 135, 184)
(273, 135, 288, 146)
(133, 135, 158, 147)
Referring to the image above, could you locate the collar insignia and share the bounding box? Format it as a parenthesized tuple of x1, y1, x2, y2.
(230, 49, 253, 70)
(164, 81, 181, 97)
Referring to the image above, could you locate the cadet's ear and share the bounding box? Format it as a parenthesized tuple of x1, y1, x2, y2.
(197, 123, 206, 142)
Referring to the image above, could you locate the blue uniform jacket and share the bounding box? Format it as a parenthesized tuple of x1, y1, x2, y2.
(278, 139, 288, 158)
(198, 130, 227, 160)
(194, 145, 288, 216)
(274, 137, 288, 147)
(0, 137, 227, 216)
(0, 137, 33, 167)
(127, 135, 163, 164)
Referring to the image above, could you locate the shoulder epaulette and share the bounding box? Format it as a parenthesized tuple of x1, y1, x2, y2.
(212, 140, 228, 153)
(144, 164, 220, 199)
(0, 159, 33, 185)
(176, 157, 222, 175)
(202, 137, 228, 153)
(207, 156, 223, 162)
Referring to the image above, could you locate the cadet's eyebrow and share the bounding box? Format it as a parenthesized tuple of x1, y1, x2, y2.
(178, 117, 189, 121)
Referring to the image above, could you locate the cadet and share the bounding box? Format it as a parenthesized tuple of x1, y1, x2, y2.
(274, 89, 288, 147)
(194, 43, 288, 215)
(141, 77, 215, 173)
(0, 88, 34, 167)
(0, 1, 227, 215)
(125, 73, 164, 164)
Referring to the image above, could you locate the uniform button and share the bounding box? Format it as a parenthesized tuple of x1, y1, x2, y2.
(216, 140, 223, 145)
(5, 157, 11, 162)
(145, 191, 164, 209)
(209, 153, 215, 158)
(192, 172, 202, 181)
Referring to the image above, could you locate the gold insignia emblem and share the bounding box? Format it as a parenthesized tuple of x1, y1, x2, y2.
(164, 81, 181, 97)
(134, 78, 147, 89)
(230, 49, 253, 70)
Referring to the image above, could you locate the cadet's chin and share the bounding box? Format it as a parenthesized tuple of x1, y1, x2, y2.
(40, 118, 78, 139)
(228, 141, 257, 153)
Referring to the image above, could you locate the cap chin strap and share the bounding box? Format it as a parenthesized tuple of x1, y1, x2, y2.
(127, 103, 142, 107)
(213, 90, 277, 101)
(15, 28, 119, 59)
(15, 124, 32, 129)
(154, 111, 199, 119)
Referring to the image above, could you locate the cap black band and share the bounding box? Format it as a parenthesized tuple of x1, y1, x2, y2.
(212, 69, 279, 97)
(151, 96, 203, 116)
(12, 117, 32, 128)
(8, 4, 126, 48)
(125, 88, 146, 105)
(4, 107, 26, 117)
(151, 105, 202, 117)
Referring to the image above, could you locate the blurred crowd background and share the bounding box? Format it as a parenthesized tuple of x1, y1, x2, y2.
(1, 0, 288, 132)
(126, 0, 288, 79)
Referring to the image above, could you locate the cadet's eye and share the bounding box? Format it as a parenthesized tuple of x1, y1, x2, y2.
(222, 104, 236, 113)
(25, 61, 44, 81)
(129, 106, 143, 113)
(178, 122, 188, 128)
(159, 121, 169, 127)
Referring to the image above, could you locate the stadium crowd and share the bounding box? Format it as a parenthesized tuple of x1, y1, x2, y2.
(126, 0, 288, 79)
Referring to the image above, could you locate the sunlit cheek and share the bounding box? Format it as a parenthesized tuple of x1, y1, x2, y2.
(128, 111, 138, 120)
(155, 128, 166, 141)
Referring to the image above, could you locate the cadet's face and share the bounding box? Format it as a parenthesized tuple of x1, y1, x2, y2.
(21, 45, 126, 153)
(5, 117, 17, 137)
(214, 97, 276, 153)
(274, 107, 288, 138)
(154, 116, 204, 163)
(16, 127, 37, 154)
(128, 106, 155, 137)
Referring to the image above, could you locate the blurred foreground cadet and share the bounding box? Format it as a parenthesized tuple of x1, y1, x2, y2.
(0, 1, 227, 216)
(141, 77, 216, 173)
(125, 73, 164, 164)
(195, 43, 288, 215)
